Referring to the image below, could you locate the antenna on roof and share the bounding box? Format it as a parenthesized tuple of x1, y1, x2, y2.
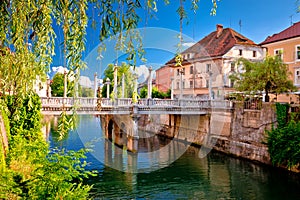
(290, 14, 294, 25)
(239, 19, 242, 33)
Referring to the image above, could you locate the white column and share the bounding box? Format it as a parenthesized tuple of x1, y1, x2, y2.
(94, 72, 98, 98)
(113, 64, 118, 99)
(121, 73, 125, 98)
(147, 66, 153, 99)
(171, 77, 174, 100)
(63, 70, 67, 98)
(106, 78, 111, 98)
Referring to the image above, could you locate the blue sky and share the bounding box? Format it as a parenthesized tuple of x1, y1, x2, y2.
(52, 0, 300, 78)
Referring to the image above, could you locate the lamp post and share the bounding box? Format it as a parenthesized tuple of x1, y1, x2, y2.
(106, 78, 111, 98)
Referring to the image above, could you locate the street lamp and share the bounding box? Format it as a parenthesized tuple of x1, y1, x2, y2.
(106, 77, 111, 98)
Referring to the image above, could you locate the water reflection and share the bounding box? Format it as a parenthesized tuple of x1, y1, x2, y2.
(46, 115, 300, 200)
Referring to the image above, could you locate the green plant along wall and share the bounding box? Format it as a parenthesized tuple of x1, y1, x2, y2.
(267, 103, 300, 170)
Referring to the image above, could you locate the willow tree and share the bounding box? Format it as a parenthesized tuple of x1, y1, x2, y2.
(230, 56, 296, 102)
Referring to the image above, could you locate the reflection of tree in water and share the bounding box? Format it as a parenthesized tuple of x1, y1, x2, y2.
(48, 115, 81, 148)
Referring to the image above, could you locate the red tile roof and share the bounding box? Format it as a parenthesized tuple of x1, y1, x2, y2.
(260, 21, 300, 45)
(166, 25, 256, 65)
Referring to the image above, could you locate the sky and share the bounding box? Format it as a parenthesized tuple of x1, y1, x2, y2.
(51, 0, 300, 80)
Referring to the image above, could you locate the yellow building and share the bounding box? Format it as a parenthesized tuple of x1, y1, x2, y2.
(261, 21, 300, 103)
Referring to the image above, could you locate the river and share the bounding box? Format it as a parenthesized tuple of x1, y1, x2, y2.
(46, 115, 300, 200)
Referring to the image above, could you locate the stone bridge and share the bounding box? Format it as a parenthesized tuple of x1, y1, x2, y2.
(41, 97, 233, 115)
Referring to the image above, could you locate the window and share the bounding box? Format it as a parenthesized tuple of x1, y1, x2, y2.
(190, 66, 193, 74)
(253, 51, 257, 58)
(177, 69, 180, 76)
(182, 68, 185, 75)
(230, 63, 235, 72)
(295, 69, 300, 85)
(274, 49, 283, 60)
(182, 81, 185, 89)
(239, 49, 243, 56)
(296, 45, 300, 60)
(190, 80, 193, 88)
(176, 82, 180, 89)
(206, 64, 211, 73)
(206, 80, 209, 88)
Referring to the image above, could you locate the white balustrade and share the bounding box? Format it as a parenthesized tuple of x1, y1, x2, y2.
(41, 97, 234, 114)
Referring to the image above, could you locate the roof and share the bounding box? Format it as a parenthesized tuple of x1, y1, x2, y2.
(166, 25, 256, 65)
(260, 21, 300, 45)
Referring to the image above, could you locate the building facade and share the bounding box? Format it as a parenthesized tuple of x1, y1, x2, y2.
(155, 65, 174, 93)
(260, 22, 300, 93)
(160, 24, 264, 99)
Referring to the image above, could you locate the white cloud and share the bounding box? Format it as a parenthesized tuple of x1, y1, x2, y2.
(52, 66, 69, 74)
(182, 42, 195, 47)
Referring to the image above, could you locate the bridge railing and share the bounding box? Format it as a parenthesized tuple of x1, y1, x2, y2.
(41, 97, 98, 108)
(41, 97, 234, 112)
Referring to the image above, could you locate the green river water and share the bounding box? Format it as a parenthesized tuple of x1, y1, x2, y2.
(48, 115, 300, 200)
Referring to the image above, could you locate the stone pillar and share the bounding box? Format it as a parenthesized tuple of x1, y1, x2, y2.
(104, 139, 113, 166)
(180, 69, 183, 99)
(127, 113, 139, 153)
(209, 71, 213, 100)
(94, 72, 98, 98)
(113, 64, 118, 100)
(147, 66, 153, 99)
(121, 73, 125, 98)
(106, 78, 111, 98)
(127, 152, 138, 173)
(63, 70, 67, 98)
(171, 77, 174, 100)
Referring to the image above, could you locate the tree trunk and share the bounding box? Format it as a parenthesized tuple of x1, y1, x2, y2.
(265, 90, 270, 102)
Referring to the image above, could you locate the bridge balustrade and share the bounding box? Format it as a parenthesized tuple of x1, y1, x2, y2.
(41, 97, 234, 115)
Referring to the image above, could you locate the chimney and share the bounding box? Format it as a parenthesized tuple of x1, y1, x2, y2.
(216, 24, 223, 38)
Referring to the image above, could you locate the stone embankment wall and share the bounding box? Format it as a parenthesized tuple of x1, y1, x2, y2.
(209, 103, 276, 165)
(149, 103, 277, 165)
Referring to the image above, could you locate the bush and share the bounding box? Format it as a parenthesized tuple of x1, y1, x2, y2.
(0, 92, 95, 199)
(267, 103, 300, 169)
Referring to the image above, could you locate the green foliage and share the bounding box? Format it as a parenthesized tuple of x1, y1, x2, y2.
(140, 86, 171, 98)
(267, 103, 300, 169)
(80, 87, 94, 97)
(5, 93, 42, 141)
(102, 63, 135, 98)
(275, 103, 289, 128)
(0, 93, 93, 198)
(51, 73, 75, 97)
(57, 111, 78, 140)
(230, 56, 296, 102)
